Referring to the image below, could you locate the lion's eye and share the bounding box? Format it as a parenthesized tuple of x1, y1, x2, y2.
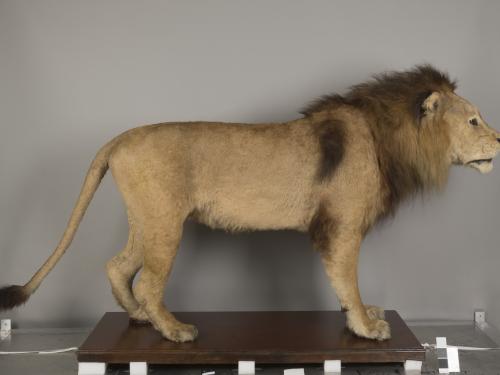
(469, 118, 478, 126)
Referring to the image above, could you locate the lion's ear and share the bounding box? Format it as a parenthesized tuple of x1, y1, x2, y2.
(416, 91, 440, 121)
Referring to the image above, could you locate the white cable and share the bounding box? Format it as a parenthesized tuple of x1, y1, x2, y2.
(448, 345, 500, 351)
(421, 343, 500, 351)
(0, 347, 78, 355)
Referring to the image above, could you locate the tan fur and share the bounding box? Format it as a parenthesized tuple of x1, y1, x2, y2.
(1, 66, 499, 342)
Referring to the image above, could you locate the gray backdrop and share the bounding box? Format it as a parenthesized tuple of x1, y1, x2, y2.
(1, 0, 499, 329)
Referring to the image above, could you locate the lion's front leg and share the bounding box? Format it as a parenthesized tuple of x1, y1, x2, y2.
(317, 227, 390, 341)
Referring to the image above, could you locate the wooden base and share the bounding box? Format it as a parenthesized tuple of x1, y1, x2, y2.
(77, 311, 425, 365)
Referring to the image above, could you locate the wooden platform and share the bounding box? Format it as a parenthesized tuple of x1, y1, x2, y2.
(77, 311, 425, 365)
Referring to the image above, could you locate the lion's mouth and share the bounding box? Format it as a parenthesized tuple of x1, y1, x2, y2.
(466, 158, 494, 173)
(467, 158, 493, 165)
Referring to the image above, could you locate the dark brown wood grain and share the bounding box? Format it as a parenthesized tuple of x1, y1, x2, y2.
(77, 311, 425, 364)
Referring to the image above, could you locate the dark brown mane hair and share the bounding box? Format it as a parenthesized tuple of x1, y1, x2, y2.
(302, 65, 457, 220)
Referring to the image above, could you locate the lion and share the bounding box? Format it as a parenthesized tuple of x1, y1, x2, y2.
(0, 65, 499, 342)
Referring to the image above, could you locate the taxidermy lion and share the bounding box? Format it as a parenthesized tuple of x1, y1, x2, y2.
(1, 65, 499, 342)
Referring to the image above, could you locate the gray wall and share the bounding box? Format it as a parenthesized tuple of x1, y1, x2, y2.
(1, 0, 499, 329)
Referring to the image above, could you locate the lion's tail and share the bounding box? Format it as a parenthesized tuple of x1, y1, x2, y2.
(0, 139, 116, 311)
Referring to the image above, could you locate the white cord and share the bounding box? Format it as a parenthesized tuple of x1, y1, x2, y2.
(448, 345, 500, 351)
(0, 347, 78, 355)
(422, 343, 500, 351)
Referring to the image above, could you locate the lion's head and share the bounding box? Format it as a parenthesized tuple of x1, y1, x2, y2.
(422, 91, 500, 174)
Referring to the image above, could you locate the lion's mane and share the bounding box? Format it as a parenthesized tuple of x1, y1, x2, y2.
(302, 65, 457, 219)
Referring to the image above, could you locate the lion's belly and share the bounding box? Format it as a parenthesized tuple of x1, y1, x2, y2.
(191, 186, 315, 232)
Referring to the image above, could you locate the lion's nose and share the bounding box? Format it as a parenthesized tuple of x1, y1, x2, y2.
(497, 138, 500, 143)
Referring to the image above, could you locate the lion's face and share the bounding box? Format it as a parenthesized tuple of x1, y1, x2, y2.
(427, 92, 500, 174)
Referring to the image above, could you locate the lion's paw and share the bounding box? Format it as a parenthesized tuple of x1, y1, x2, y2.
(348, 316, 391, 341)
(365, 305, 385, 320)
(364, 319, 391, 341)
(165, 323, 198, 343)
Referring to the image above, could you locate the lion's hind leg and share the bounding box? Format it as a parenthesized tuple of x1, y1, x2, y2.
(106, 219, 147, 323)
(133, 212, 198, 343)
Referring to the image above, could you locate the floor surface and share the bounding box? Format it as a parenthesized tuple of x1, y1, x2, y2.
(0, 321, 499, 374)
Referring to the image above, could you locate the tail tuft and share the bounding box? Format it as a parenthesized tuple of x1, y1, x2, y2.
(0, 285, 29, 311)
